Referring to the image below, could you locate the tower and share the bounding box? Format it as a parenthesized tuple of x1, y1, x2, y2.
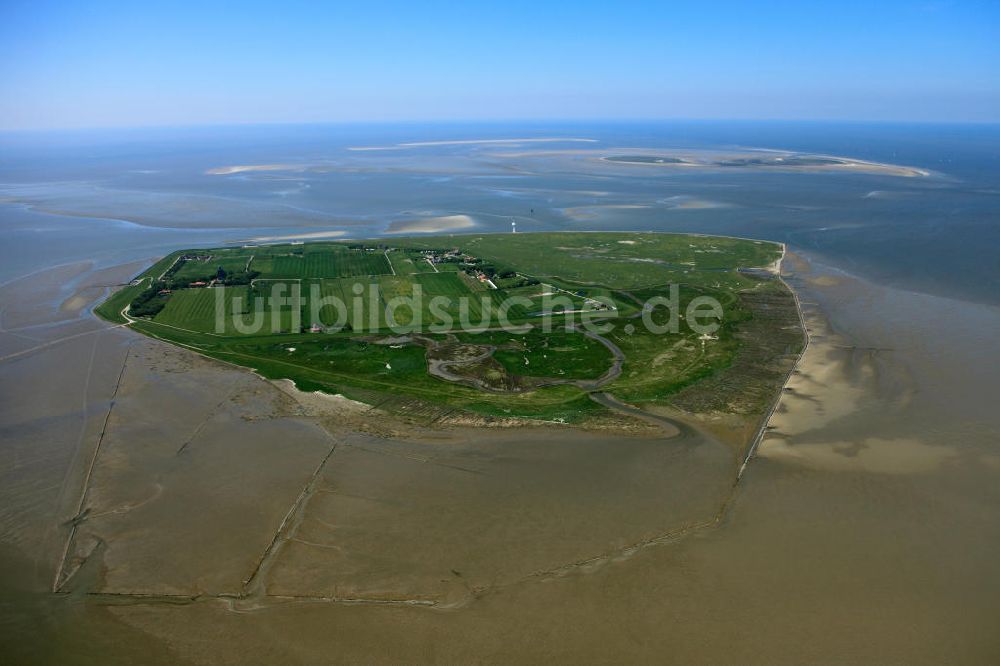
(511, 217, 517, 234)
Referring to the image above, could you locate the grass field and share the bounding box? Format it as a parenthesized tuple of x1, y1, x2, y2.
(154, 288, 226, 331)
(384, 250, 429, 276)
(153, 285, 303, 335)
(457, 328, 612, 380)
(172, 255, 253, 282)
(252, 247, 392, 279)
(312, 277, 381, 331)
(389, 232, 779, 290)
(99, 232, 798, 423)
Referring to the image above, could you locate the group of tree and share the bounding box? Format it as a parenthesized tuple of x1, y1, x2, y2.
(500, 276, 539, 288)
(221, 270, 259, 286)
(466, 263, 497, 278)
(162, 257, 185, 281)
(128, 282, 170, 318)
(157, 266, 260, 289)
(462, 263, 518, 279)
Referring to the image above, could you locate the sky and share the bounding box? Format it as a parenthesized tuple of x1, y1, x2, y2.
(0, 0, 998, 130)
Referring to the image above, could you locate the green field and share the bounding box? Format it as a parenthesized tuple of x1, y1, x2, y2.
(457, 328, 613, 380)
(171, 255, 253, 282)
(384, 249, 429, 275)
(97, 232, 798, 424)
(386, 232, 778, 290)
(252, 247, 391, 279)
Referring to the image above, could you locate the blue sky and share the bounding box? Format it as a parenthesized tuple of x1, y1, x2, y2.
(1, 0, 997, 129)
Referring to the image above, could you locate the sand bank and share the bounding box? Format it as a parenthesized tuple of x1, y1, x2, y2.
(243, 230, 347, 242)
(205, 164, 309, 175)
(385, 214, 475, 234)
(561, 204, 651, 221)
(598, 149, 930, 177)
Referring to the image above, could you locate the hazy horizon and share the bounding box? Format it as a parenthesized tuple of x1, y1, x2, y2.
(3, 117, 1000, 137)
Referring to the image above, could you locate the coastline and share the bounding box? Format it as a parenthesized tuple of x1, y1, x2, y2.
(736, 242, 810, 479)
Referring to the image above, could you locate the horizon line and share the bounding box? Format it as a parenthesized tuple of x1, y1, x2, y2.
(3, 116, 1000, 135)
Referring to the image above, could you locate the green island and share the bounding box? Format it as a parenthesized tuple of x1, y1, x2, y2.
(96, 232, 804, 429)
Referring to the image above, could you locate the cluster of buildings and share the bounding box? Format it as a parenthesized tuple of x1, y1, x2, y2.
(422, 248, 475, 265)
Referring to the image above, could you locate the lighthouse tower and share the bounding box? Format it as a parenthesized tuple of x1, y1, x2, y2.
(511, 218, 517, 234)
